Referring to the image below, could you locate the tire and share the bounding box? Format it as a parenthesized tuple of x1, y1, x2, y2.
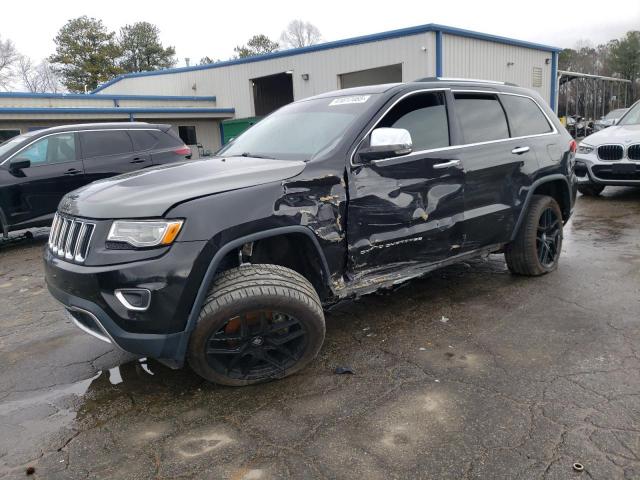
(505, 195, 563, 276)
(577, 183, 605, 196)
(188, 264, 325, 386)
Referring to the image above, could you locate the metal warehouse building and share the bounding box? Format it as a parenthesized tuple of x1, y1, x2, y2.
(0, 23, 560, 156)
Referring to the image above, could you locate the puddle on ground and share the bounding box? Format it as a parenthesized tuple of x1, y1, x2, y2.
(0, 358, 205, 473)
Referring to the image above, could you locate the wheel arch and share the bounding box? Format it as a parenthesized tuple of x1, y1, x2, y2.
(510, 175, 572, 242)
(174, 226, 332, 363)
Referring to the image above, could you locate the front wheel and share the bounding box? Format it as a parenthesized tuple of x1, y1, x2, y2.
(188, 264, 325, 386)
(577, 183, 605, 196)
(505, 195, 563, 276)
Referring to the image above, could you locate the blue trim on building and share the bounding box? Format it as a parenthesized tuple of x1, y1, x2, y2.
(550, 51, 559, 113)
(435, 30, 443, 77)
(0, 107, 235, 115)
(0, 92, 216, 102)
(92, 23, 562, 93)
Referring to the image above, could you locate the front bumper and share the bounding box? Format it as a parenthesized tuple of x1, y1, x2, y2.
(575, 154, 640, 186)
(45, 240, 209, 363)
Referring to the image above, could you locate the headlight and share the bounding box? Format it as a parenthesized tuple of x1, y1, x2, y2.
(107, 220, 183, 248)
(577, 144, 594, 154)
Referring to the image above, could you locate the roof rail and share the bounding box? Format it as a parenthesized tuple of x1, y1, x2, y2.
(415, 77, 519, 87)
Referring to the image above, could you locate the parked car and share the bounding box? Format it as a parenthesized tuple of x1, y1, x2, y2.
(0, 123, 191, 236)
(575, 100, 640, 196)
(45, 80, 577, 386)
(593, 108, 628, 132)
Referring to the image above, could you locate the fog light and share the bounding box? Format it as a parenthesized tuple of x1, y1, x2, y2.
(115, 288, 151, 311)
(574, 162, 588, 177)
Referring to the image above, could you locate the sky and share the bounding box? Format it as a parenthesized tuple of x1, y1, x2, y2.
(1, 0, 639, 67)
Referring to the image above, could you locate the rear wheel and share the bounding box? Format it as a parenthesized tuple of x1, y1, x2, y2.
(188, 264, 325, 386)
(505, 195, 563, 276)
(577, 183, 605, 196)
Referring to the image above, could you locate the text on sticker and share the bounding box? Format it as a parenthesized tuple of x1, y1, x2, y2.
(329, 95, 371, 106)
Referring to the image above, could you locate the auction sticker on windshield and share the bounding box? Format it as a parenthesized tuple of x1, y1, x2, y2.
(329, 95, 370, 106)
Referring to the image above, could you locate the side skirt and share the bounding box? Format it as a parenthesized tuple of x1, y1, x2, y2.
(331, 243, 505, 303)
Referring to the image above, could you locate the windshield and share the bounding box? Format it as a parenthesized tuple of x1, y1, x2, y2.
(218, 94, 378, 161)
(0, 134, 28, 160)
(618, 103, 640, 126)
(605, 109, 626, 120)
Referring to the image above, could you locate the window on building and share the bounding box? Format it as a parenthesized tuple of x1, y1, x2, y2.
(377, 91, 450, 151)
(501, 95, 552, 137)
(80, 130, 133, 158)
(454, 94, 509, 144)
(19, 133, 77, 166)
(178, 126, 197, 145)
(0, 129, 20, 143)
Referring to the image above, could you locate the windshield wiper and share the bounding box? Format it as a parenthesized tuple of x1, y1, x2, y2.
(240, 152, 275, 159)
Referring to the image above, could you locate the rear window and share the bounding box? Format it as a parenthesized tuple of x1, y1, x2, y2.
(454, 94, 509, 144)
(80, 130, 133, 158)
(501, 95, 552, 137)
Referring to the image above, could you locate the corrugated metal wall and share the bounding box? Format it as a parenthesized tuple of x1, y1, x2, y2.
(442, 35, 552, 102)
(98, 33, 437, 118)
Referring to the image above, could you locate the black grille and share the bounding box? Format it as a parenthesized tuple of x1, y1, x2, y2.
(628, 144, 640, 161)
(592, 165, 640, 181)
(597, 145, 623, 161)
(48, 213, 95, 263)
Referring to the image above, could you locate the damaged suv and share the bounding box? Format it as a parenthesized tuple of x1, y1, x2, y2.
(45, 79, 577, 386)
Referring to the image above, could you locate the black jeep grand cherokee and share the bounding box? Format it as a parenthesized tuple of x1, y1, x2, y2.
(45, 79, 577, 386)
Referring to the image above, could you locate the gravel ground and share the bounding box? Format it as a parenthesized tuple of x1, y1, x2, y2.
(0, 187, 639, 479)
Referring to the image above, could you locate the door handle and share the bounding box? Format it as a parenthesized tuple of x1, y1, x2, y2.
(511, 146, 530, 155)
(433, 159, 461, 169)
(130, 158, 146, 164)
(64, 168, 81, 175)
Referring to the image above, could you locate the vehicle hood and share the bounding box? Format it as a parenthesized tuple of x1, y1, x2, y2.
(58, 156, 306, 219)
(582, 124, 640, 145)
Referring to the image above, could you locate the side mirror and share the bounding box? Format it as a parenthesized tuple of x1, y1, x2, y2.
(359, 128, 413, 162)
(9, 158, 30, 171)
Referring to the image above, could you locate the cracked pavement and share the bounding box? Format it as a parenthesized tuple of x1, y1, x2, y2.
(0, 187, 639, 479)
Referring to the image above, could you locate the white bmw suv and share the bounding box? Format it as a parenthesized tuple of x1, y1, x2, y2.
(575, 100, 640, 196)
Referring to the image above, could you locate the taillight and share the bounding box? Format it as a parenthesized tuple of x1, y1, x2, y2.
(174, 146, 191, 156)
(569, 140, 577, 153)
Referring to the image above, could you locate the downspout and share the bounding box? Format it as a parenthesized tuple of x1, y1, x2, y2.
(550, 51, 559, 113)
(435, 30, 443, 77)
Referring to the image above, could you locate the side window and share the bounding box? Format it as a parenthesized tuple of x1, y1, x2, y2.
(377, 91, 450, 151)
(18, 133, 77, 166)
(453, 94, 509, 144)
(501, 95, 552, 137)
(157, 130, 183, 148)
(129, 130, 160, 151)
(178, 126, 197, 145)
(80, 130, 133, 158)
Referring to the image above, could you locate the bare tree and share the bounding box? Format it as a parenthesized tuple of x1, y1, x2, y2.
(18, 56, 63, 93)
(0, 36, 19, 90)
(280, 20, 321, 49)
